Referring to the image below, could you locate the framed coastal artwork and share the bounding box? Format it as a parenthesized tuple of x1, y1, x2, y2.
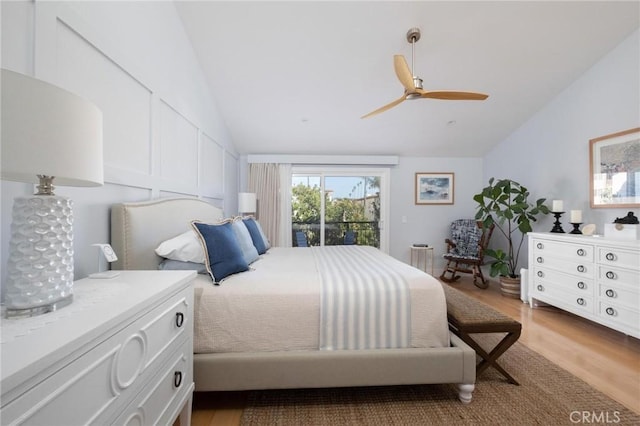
(415, 172, 454, 205)
(589, 127, 640, 208)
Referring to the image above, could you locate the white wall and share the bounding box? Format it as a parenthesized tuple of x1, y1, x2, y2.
(389, 157, 483, 269)
(1, 1, 238, 292)
(483, 29, 640, 271)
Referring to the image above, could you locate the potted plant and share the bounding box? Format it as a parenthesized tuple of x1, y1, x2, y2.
(473, 178, 550, 298)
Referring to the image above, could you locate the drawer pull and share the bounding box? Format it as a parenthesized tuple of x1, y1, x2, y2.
(605, 252, 616, 261)
(536, 257, 543, 263)
(576, 248, 585, 256)
(605, 307, 615, 316)
(174, 371, 183, 388)
(536, 242, 544, 249)
(577, 281, 585, 290)
(537, 284, 544, 292)
(605, 289, 615, 298)
(537, 271, 544, 278)
(605, 271, 616, 280)
(175, 312, 184, 328)
(577, 265, 585, 273)
(576, 298, 585, 306)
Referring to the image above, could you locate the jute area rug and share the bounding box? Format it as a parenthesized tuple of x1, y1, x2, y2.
(241, 335, 639, 425)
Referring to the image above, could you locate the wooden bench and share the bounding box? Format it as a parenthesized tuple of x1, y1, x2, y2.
(442, 284, 522, 385)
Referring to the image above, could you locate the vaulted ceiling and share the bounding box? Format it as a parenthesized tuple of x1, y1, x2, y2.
(175, 1, 639, 157)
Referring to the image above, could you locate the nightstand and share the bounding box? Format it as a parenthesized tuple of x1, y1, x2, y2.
(410, 245, 434, 275)
(0, 270, 196, 426)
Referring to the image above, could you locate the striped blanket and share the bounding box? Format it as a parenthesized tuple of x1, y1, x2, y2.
(313, 245, 411, 350)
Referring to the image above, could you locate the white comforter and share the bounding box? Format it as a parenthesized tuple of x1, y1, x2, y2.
(193, 246, 449, 353)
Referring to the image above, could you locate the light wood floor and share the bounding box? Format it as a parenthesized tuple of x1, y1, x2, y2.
(189, 276, 640, 426)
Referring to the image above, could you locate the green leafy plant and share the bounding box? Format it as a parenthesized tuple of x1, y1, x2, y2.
(473, 178, 550, 278)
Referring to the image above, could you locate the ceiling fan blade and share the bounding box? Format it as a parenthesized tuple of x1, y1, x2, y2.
(419, 90, 489, 101)
(361, 95, 406, 119)
(394, 55, 415, 91)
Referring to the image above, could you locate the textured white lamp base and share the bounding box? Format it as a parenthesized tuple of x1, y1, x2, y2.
(5, 196, 75, 318)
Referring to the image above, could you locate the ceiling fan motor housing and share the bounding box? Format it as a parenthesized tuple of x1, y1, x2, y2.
(406, 77, 423, 99)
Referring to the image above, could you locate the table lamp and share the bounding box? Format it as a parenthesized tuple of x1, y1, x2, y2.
(1, 69, 103, 318)
(238, 192, 257, 216)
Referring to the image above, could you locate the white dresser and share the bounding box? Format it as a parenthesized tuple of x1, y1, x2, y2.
(0, 270, 196, 426)
(527, 232, 639, 339)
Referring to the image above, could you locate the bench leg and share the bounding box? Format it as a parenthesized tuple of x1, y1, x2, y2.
(456, 330, 522, 385)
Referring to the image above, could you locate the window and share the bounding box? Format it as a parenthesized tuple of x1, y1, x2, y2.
(291, 167, 389, 252)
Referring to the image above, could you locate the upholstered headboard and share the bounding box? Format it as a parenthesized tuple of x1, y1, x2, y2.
(110, 198, 223, 270)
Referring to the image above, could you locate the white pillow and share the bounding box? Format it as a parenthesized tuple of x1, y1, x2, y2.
(155, 230, 206, 264)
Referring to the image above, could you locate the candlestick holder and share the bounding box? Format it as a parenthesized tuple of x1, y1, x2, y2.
(550, 211, 565, 233)
(570, 223, 582, 234)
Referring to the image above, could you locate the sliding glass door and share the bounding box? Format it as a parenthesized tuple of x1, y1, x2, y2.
(291, 175, 322, 247)
(291, 168, 389, 251)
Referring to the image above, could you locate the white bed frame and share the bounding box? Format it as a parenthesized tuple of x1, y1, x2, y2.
(110, 198, 476, 403)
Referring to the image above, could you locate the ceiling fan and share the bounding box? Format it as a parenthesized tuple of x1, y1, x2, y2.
(362, 27, 489, 119)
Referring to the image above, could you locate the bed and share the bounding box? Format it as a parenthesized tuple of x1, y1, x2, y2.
(110, 198, 476, 403)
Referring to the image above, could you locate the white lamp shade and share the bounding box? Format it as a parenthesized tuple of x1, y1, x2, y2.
(1, 69, 103, 187)
(238, 192, 257, 213)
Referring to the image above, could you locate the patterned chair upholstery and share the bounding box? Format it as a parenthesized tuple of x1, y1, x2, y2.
(440, 219, 494, 289)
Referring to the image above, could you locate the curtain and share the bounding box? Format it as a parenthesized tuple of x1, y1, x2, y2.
(249, 163, 292, 247)
(278, 164, 292, 247)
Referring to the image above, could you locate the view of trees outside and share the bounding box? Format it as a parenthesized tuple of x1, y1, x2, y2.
(291, 176, 380, 247)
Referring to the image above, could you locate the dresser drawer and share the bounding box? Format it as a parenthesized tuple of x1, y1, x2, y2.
(141, 291, 192, 371)
(114, 344, 193, 426)
(597, 302, 640, 331)
(1, 286, 192, 426)
(597, 247, 640, 270)
(598, 266, 640, 287)
(532, 239, 593, 262)
(598, 283, 640, 311)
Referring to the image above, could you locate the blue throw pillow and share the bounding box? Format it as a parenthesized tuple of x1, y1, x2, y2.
(242, 217, 267, 254)
(231, 219, 260, 264)
(191, 221, 249, 283)
(254, 220, 271, 251)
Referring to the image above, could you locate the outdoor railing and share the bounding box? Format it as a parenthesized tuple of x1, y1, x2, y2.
(292, 221, 380, 248)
